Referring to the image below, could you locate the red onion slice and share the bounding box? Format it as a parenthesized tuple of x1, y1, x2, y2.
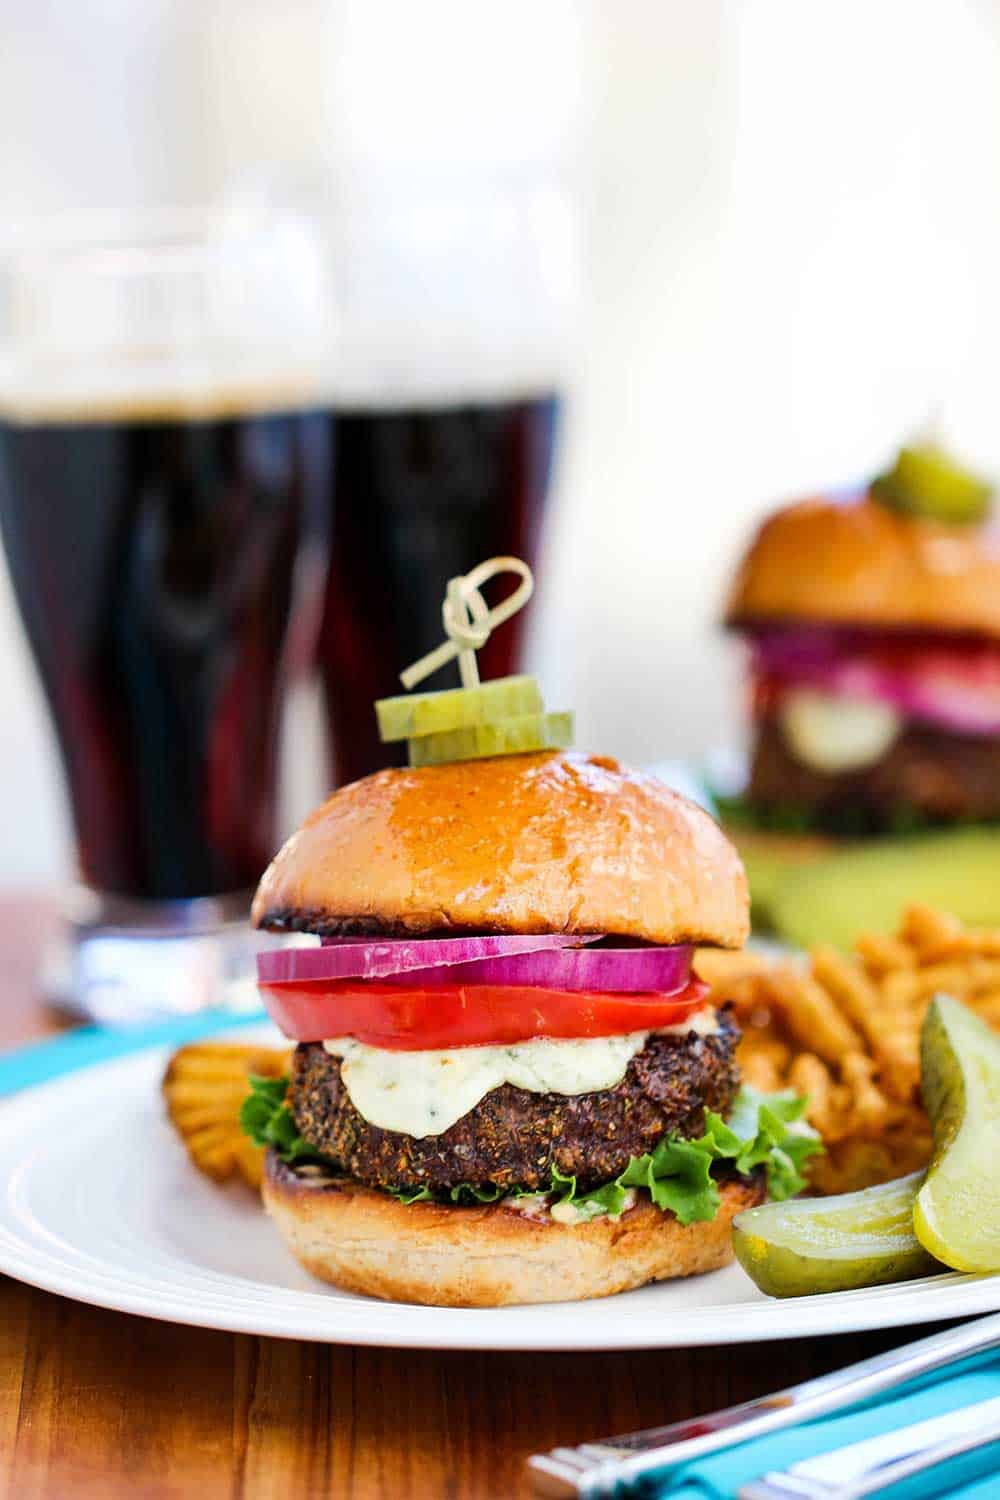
(749, 627, 1000, 736)
(380, 943, 693, 994)
(257, 932, 604, 985)
(259, 937, 692, 995)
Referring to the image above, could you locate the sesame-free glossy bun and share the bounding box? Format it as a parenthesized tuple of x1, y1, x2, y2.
(251, 751, 749, 948)
(262, 1154, 764, 1307)
(726, 495, 1000, 639)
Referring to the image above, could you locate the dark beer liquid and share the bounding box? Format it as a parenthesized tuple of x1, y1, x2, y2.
(0, 400, 330, 900)
(319, 395, 559, 785)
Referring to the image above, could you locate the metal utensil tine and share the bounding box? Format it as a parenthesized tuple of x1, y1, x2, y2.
(547, 1449, 599, 1472)
(528, 1455, 598, 1497)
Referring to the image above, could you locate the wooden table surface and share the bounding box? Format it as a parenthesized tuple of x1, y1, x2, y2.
(0, 895, 945, 1499)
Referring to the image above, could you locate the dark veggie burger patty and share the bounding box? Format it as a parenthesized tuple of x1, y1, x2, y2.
(288, 1012, 739, 1195)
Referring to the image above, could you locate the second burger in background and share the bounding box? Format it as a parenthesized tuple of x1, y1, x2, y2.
(720, 443, 1000, 945)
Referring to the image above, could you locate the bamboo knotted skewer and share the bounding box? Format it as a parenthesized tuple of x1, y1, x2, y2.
(399, 556, 534, 691)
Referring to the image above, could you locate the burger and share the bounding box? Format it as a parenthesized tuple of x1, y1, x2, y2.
(724, 446, 1000, 840)
(241, 749, 816, 1307)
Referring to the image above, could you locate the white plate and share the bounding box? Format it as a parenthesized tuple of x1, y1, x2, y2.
(1, 1024, 998, 1350)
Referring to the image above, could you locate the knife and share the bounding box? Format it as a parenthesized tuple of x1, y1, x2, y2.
(741, 1393, 1000, 1498)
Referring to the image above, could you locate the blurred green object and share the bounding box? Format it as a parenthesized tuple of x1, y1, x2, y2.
(871, 442, 993, 525)
(766, 827, 1000, 949)
(707, 771, 1000, 949)
(725, 826, 839, 930)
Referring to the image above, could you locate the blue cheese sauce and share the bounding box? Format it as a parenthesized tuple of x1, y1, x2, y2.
(323, 1007, 719, 1138)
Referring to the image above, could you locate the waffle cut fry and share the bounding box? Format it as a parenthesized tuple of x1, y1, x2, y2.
(163, 1042, 292, 1189)
(698, 902, 1000, 1196)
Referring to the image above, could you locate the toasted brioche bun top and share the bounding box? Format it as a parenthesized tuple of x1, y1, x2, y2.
(252, 750, 749, 948)
(726, 495, 1000, 639)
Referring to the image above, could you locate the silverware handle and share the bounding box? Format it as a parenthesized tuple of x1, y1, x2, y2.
(527, 1309, 1000, 1497)
(741, 1405, 1000, 1499)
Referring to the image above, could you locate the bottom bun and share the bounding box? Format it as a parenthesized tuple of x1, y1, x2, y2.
(262, 1152, 765, 1307)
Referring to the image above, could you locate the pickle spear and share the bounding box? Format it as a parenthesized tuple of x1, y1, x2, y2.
(732, 1172, 939, 1297)
(871, 443, 993, 525)
(913, 995, 1000, 1274)
(407, 711, 574, 768)
(376, 676, 543, 743)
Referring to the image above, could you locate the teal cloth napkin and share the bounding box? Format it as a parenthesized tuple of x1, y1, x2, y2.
(646, 1350, 1000, 1498)
(0, 1007, 267, 1097)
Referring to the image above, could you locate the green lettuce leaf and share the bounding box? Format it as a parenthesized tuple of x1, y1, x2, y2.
(615, 1134, 720, 1224)
(239, 1075, 821, 1225)
(388, 1184, 434, 1205)
(557, 1086, 821, 1227)
(449, 1182, 506, 1204)
(239, 1075, 319, 1164)
(551, 1164, 630, 1221)
(710, 787, 973, 840)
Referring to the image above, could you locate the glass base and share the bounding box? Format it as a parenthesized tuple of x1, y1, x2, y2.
(43, 885, 265, 1026)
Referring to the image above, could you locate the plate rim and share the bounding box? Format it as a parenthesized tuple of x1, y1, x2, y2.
(0, 1028, 997, 1351)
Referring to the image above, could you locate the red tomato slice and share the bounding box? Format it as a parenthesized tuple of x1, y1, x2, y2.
(259, 977, 710, 1049)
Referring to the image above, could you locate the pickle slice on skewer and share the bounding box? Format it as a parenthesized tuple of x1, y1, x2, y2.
(408, 711, 574, 768)
(913, 996, 1000, 1274)
(872, 443, 993, 525)
(376, 676, 544, 743)
(732, 1171, 939, 1297)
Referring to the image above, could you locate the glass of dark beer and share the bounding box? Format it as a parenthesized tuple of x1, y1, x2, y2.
(317, 177, 573, 784)
(0, 219, 332, 1020)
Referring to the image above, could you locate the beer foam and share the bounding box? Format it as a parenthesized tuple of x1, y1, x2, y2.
(0, 218, 331, 422)
(312, 175, 577, 408)
(0, 373, 324, 425)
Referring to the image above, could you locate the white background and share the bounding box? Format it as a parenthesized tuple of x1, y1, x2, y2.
(2, 0, 1000, 886)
